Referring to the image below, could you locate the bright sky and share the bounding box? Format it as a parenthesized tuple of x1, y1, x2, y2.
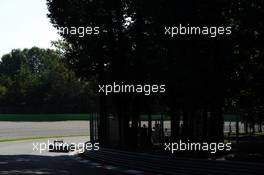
(0, 0, 60, 58)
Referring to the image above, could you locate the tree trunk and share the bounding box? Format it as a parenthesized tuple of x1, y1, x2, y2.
(98, 94, 108, 145)
(147, 108, 152, 147)
(244, 121, 248, 134)
(201, 108, 208, 142)
(209, 105, 224, 142)
(170, 108, 180, 141)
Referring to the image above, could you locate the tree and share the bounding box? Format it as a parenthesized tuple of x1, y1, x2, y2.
(0, 47, 96, 113)
(47, 0, 264, 149)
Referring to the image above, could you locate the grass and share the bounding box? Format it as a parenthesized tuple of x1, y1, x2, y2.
(0, 114, 91, 121)
(224, 131, 264, 138)
(0, 114, 167, 121)
(0, 135, 89, 143)
(0, 113, 239, 122)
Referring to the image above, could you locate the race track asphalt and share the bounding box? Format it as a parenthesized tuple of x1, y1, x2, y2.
(0, 122, 126, 175)
(0, 121, 90, 140)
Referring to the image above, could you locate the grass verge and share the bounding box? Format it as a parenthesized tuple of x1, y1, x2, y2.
(0, 114, 90, 121)
(0, 135, 89, 143)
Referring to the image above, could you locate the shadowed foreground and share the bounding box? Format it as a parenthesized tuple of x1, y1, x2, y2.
(83, 148, 264, 175)
(0, 155, 123, 175)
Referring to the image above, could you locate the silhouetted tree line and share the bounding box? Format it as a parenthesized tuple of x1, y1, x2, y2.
(46, 0, 264, 149)
(0, 47, 98, 113)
